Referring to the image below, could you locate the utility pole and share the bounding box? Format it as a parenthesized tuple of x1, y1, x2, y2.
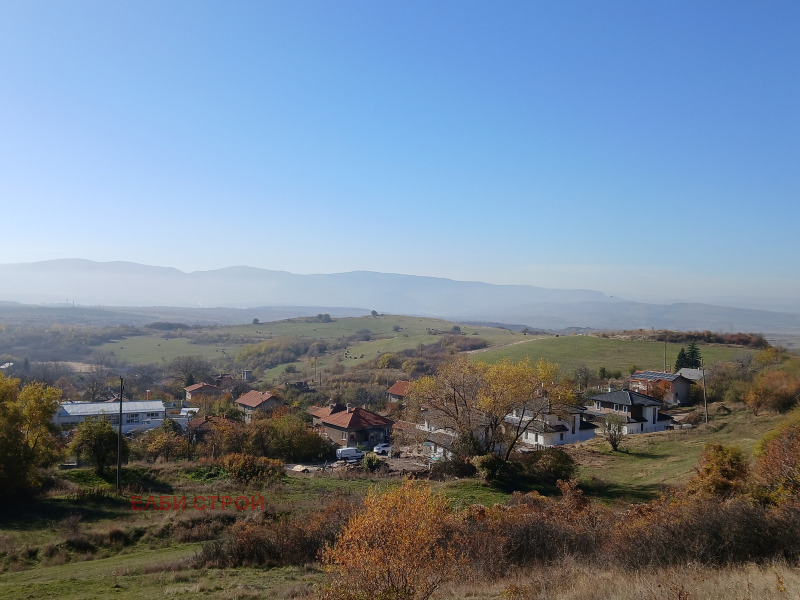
(117, 377, 123, 493)
(701, 361, 708, 424)
(664, 342, 667, 373)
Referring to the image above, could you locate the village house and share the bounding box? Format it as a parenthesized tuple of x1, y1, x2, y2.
(386, 380, 411, 403)
(53, 400, 167, 434)
(234, 390, 283, 423)
(587, 389, 672, 434)
(628, 371, 693, 406)
(509, 404, 597, 448)
(307, 403, 393, 448)
(184, 382, 221, 402)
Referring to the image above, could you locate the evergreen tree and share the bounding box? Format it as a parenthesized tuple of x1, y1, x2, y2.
(686, 340, 702, 368)
(675, 348, 689, 371)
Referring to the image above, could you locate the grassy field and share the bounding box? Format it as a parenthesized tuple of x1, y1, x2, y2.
(95, 314, 521, 370)
(575, 402, 783, 502)
(472, 334, 757, 375)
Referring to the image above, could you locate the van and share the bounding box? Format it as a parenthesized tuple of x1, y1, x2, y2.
(336, 447, 365, 462)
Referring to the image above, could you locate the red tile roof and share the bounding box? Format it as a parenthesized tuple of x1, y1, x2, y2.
(185, 383, 220, 393)
(321, 407, 394, 431)
(308, 403, 346, 419)
(387, 380, 411, 397)
(235, 390, 277, 409)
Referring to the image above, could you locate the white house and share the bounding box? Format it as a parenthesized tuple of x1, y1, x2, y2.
(586, 389, 672, 434)
(510, 405, 597, 448)
(54, 400, 167, 434)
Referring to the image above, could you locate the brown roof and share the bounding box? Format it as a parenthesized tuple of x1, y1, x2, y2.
(186, 414, 225, 432)
(308, 403, 347, 419)
(185, 383, 220, 393)
(321, 407, 394, 431)
(387, 380, 411, 397)
(235, 390, 277, 409)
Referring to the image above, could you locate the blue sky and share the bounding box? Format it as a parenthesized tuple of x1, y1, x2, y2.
(0, 1, 798, 309)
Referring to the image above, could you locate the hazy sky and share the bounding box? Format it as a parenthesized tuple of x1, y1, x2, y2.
(1, 1, 798, 308)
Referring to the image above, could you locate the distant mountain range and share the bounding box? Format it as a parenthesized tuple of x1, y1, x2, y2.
(1, 259, 799, 333)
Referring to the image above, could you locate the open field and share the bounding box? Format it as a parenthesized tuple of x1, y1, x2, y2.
(574, 402, 783, 502)
(472, 334, 757, 374)
(95, 314, 521, 369)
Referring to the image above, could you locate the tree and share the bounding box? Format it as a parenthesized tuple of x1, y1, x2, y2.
(69, 418, 128, 475)
(0, 373, 62, 500)
(685, 340, 702, 369)
(370, 310, 379, 318)
(407, 356, 575, 460)
(756, 424, 800, 500)
(746, 370, 800, 415)
(674, 348, 689, 371)
(321, 480, 465, 600)
(686, 443, 748, 498)
(602, 413, 626, 451)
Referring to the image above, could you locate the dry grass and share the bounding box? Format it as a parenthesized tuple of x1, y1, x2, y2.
(445, 560, 800, 599)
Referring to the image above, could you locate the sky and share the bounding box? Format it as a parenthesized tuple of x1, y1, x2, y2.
(0, 1, 798, 310)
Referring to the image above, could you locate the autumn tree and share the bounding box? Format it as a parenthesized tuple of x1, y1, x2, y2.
(407, 355, 486, 458)
(0, 373, 62, 500)
(481, 357, 576, 461)
(407, 356, 576, 460)
(321, 480, 465, 600)
(755, 409, 800, 500)
(686, 443, 749, 498)
(745, 370, 800, 415)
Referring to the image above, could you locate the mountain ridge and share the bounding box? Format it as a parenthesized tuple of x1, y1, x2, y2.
(1, 259, 798, 333)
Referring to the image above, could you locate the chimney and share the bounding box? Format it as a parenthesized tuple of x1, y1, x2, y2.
(346, 403, 353, 413)
(146, 389, 151, 401)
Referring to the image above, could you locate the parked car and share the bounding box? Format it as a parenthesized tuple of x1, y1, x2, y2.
(336, 447, 365, 462)
(373, 443, 391, 455)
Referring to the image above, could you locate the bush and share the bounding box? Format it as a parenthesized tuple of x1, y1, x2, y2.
(361, 452, 382, 472)
(222, 453, 284, 484)
(509, 448, 576, 484)
(429, 458, 477, 480)
(471, 454, 508, 481)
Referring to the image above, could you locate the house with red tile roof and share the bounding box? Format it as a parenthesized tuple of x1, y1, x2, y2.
(307, 403, 393, 448)
(235, 390, 283, 422)
(184, 382, 221, 402)
(387, 380, 411, 403)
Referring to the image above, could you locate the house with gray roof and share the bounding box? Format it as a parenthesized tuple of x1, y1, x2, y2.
(587, 389, 672, 434)
(54, 400, 167, 434)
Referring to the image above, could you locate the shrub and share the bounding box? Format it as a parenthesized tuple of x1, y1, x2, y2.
(509, 448, 576, 484)
(361, 452, 381, 472)
(222, 453, 284, 484)
(471, 454, 508, 481)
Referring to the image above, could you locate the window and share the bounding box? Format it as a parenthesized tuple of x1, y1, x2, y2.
(146, 412, 160, 418)
(559, 433, 564, 441)
(622, 406, 628, 413)
(126, 414, 140, 424)
(341, 432, 347, 440)
(613, 404, 620, 412)
(595, 401, 601, 410)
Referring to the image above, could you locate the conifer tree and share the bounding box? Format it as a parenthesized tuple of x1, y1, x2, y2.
(674, 348, 689, 371)
(686, 340, 702, 368)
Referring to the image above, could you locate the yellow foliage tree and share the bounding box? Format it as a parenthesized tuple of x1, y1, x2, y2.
(321, 480, 465, 600)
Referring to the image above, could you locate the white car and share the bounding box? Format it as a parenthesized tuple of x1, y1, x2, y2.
(373, 443, 391, 455)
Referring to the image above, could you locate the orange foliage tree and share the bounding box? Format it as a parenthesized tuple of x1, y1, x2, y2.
(756, 423, 800, 500)
(321, 479, 466, 600)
